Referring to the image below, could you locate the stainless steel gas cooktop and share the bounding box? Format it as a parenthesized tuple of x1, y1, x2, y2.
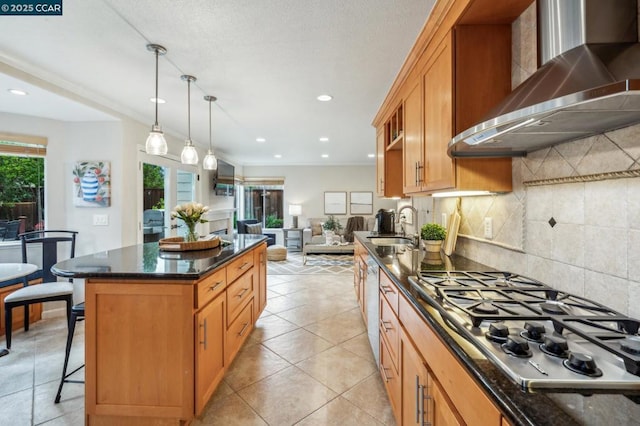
(409, 271, 640, 391)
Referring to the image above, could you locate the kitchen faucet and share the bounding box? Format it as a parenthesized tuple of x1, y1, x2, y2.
(397, 205, 420, 247)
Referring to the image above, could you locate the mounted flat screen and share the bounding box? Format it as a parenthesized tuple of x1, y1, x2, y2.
(213, 159, 235, 196)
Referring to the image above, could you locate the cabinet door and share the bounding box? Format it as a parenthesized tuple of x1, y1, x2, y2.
(195, 294, 225, 415)
(403, 80, 423, 194)
(432, 378, 464, 426)
(401, 331, 430, 426)
(254, 243, 267, 318)
(376, 127, 386, 196)
(423, 31, 455, 192)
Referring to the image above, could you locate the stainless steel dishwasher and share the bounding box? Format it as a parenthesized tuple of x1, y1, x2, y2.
(365, 254, 380, 364)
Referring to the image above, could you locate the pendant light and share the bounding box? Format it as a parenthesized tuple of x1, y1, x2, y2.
(180, 75, 199, 165)
(145, 44, 168, 155)
(202, 95, 218, 171)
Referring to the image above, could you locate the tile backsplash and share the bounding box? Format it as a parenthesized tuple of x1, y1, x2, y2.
(430, 2, 640, 317)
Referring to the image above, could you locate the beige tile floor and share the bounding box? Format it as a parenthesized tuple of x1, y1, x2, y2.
(0, 272, 395, 425)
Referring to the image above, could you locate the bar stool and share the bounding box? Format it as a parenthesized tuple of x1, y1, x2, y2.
(54, 302, 85, 403)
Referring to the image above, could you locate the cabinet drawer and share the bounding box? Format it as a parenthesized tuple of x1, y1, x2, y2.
(379, 294, 399, 371)
(380, 333, 401, 424)
(379, 269, 399, 315)
(226, 299, 253, 365)
(196, 268, 226, 309)
(227, 251, 254, 283)
(227, 272, 254, 326)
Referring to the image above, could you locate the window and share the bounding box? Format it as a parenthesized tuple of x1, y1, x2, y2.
(0, 134, 47, 234)
(237, 179, 284, 228)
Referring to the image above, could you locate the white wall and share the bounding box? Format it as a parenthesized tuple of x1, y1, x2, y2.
(242, 165, 396, 229)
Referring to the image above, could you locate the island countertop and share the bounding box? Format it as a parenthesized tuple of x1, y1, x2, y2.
(52, 234, 267, 280)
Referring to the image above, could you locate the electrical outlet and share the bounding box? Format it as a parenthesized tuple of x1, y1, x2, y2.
(93, 214, 109, 226)
(484, 217, 493, 239)
(442, 213, 447, 228)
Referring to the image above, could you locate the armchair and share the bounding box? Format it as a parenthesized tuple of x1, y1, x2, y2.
(236, 219, 275, 246)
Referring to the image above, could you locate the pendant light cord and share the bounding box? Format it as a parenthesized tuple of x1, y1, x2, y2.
(208, 98, 212, 150)
(154, 48, 159, 127)
(187, 78, 191, 140)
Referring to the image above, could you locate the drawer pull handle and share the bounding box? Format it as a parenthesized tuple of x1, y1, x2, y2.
(381, 366, 393, 383)
(380, 319, 393, 332)
(236, 288, 249, 298)
(381, 285, 395, 294)
(239, 262, 250, 270)
(200, 319, 207, 350)
(238, 322, 250, 337)
(209, 281, 224, 292)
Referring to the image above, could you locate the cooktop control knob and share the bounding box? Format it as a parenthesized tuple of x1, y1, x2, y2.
(521, 321, 546, 342)
(563, 352, 603, 377)
(485, 322, 509, 343)
(540, 335, 569, 358)
(502, 335, 533, 358)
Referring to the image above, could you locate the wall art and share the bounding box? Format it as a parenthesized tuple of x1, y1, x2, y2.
(73, 161, 111, 207)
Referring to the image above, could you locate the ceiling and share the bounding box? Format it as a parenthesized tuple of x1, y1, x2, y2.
(0, 0, 434, 166)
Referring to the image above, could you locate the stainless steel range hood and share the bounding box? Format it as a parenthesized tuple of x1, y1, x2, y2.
(449, 0, 640, 158)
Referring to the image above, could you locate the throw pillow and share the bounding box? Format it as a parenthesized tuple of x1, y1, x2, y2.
(310, 219, 323, 236)
(245, 223, 263, 234)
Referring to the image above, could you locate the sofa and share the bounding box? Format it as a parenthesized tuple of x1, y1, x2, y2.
(302, 216, 376, 246)
(236, 219, 276, 246)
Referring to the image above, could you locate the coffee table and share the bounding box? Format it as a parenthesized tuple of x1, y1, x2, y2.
(302, 243, 354, 265)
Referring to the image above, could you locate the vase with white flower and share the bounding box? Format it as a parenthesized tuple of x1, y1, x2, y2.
(171, 202, 209, 242)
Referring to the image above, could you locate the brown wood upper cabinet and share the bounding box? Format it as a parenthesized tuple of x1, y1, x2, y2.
(374, 0, 539, 196)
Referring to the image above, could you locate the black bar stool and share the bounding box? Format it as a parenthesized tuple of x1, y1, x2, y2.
(54, 302, 85, 403)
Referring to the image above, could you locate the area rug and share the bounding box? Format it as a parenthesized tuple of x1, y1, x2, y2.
(267, 251, 353, 275)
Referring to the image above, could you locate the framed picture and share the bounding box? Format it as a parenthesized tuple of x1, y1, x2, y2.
(350, 191, 373, 215)
(324, 191, 347, 215)
(73, 161, 111, 207)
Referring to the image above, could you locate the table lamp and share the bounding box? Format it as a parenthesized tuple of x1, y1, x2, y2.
(289, 204, 302, 228)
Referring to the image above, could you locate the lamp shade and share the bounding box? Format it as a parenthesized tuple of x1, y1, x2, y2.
(181, 140, 199, 165)
(288, 204, 302, 216)
(145, 126, 168, 155)
(202, 150, 218, 170)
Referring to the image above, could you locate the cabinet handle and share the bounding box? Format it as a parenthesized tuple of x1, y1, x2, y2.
(239, 262, 250, 270)
(238, 322, 250, 337)
(380, 319, 393, 332)
(200, 319, 207, 350)
(236, 287, 250, 299)
(381, 285, 395, 294)
(420, 381, 432, 426)
(381, 366, 393, 383)
(415, 162, 419, 186)
(209, 281, 224, 292)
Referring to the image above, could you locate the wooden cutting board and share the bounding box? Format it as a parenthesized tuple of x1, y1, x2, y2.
(443, 210, 461, 256)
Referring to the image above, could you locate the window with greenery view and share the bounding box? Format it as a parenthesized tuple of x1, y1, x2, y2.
(239, 184, 283, 228)
(0, 155, 45, 231)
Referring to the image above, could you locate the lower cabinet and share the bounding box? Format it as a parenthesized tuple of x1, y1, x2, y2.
(195, 293, 226, 414)
(357, 254, 504, 426)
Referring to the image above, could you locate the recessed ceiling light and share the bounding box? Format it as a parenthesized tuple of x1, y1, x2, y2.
(256, 137, 266, 143)
(317, 94, 332, 102)
(150, 97, 166, 104)
(321, 154, 329, 158)
(8, 89, 28, 96)
(367, 153, 375, 158)
(319, 137, 329, 142)
(274, 154, 282, 158)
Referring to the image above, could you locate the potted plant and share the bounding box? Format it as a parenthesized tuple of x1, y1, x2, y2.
(420, 222, 446, 252)
(322, 215, 343, 244)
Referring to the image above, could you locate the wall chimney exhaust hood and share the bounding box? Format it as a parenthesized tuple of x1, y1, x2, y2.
(449, 0, 640, 158)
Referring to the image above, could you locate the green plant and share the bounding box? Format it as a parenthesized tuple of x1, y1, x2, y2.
(265, 214, 283, 228)
(152, 198, 165, 210)
(322, 215, 343, 232)
(420, 222, 446, 241)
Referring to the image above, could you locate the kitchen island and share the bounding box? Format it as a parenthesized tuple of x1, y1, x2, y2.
(52, 234, 268, 425)
(354, 232, 640, 426)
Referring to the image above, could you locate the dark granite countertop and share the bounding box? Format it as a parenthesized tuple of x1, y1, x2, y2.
(354, 232, 640, 426)
(52, 234, 266, 280)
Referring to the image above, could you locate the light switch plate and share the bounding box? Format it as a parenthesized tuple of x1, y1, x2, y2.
(484, 217, 493, 239)
(93, 214, 109, 226)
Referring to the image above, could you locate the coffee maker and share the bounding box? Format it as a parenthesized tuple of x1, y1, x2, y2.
(375, 209, 395, 234)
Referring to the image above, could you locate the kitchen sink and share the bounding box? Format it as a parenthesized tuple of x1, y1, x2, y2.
(368, 237, 414, 246)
